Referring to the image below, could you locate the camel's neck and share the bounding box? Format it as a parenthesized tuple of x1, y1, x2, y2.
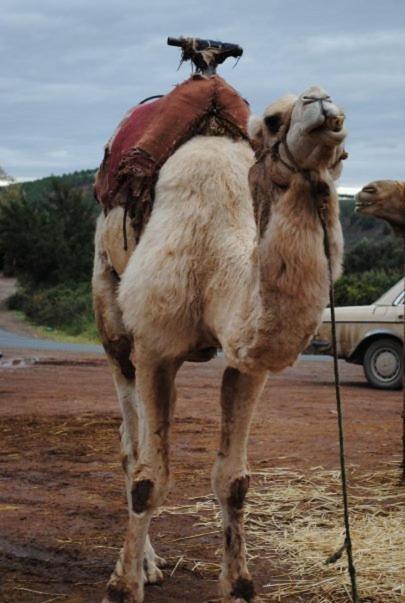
(225, 172, 343, 373)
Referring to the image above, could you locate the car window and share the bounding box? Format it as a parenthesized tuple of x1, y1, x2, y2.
(393, 291, 404, 306)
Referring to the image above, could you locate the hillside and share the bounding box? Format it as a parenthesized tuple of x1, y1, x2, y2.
(4, 169, 397, 251)
(4, 169, 97, 203)
(339, 197, 395, 250)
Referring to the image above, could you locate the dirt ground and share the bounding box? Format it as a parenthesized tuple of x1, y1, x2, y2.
(0, 277, 37, 337)
(0, 350, 402, 603)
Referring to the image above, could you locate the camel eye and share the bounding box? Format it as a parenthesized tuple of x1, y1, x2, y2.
(264, 113, 282, 134)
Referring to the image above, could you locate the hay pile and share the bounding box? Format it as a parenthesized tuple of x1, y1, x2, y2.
(162, 464, 405, 602)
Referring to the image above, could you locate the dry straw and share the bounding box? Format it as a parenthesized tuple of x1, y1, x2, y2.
(162, 464, 404, 602)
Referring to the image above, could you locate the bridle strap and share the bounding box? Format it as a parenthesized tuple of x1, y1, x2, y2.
(278, 137, 301, 174)
(266, 94, 346, 188)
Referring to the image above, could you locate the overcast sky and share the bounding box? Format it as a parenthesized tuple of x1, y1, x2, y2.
(1, 0, 404, 187)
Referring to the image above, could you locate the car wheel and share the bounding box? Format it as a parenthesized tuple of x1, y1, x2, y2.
(363, 338, 403, 390)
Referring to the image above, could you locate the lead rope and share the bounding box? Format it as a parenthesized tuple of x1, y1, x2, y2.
(402, 235, 405, 482)
(273, 96, 359, 599)
(318, 203, 359, 603)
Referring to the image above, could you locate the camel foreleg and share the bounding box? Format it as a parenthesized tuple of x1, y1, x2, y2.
(104, 353, 179, 603)
(115, 369, 167, 587)
(212, 367, 267, 603)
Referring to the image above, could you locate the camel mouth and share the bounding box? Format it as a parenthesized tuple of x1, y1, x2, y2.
(309, 116, 346, 145)
(311, 125, 347, 148)
(325, 114, 345, 133)
(354, 191, 377, 212)
(309, 114, 345, 135)
(355, 200, 374, 211)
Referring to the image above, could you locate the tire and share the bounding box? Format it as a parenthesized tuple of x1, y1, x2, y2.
(363, 338, 403, 390)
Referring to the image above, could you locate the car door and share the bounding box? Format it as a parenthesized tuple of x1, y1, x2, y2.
(384, 290, 404, 340)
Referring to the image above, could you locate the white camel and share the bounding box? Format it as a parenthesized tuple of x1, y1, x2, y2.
(92, 84, 347, 603)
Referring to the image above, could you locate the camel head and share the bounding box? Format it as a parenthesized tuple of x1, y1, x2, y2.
(249, 85, 347, 182)
(355, 180, 405, 235)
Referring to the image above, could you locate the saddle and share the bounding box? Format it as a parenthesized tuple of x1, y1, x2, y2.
(94, 74, 250, 243)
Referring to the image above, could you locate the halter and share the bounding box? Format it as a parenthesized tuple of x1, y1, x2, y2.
(303, 93, 331, 115)
(276, 95, 342, 174)
(261, 94, 347, 213)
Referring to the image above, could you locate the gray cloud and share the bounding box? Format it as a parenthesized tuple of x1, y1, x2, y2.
(1, 0, 404, 187)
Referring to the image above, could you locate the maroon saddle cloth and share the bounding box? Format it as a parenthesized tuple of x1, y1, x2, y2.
(94, 74, 250, 242)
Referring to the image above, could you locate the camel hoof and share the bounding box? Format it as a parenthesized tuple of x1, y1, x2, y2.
(103, 580, 143, 603)
(154, 553, 168, 568)
(143, 560, 164, 584)
(220, 575, 259, 603)
(223, 598, 263, 603)
(143, 545, 166, 583)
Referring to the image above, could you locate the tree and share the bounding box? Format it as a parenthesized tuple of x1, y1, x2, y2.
(0, 179, 99, 285)
(344, 237, 403, 274)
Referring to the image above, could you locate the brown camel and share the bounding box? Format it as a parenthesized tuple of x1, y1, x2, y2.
(92, 84, 347, 603)
(356, 180, 405, 236)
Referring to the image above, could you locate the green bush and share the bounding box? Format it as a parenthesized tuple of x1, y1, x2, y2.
(8, 282, 96, 336)
(334, 270, 402, 306)
(0, 179, 101, 339)
(344, 237, 403, 274)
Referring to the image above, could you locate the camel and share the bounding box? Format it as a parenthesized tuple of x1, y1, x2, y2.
(355, 180, 405, 236)
(92, 84, 347, 603)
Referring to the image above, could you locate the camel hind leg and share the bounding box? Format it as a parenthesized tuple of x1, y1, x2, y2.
(212, 367, 267, 603)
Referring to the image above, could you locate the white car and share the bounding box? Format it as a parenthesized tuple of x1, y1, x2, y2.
(313, 278, 404, 390)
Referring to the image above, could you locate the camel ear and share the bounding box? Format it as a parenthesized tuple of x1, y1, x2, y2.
(248, 115, 264, 153)
(264, 113, 282, 134)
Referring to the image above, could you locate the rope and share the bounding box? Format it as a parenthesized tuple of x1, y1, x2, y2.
(402, 235, 405, 481)
(122, 189, 132, 252)
(318, 205, 359, 603)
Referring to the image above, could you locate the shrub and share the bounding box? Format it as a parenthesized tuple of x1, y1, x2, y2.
(8, 282, 95, 336)
(334, 270, 402, 306)
(344, 237, 403, 274)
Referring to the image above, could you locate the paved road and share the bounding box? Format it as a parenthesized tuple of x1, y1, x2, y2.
(0, 328, 103, 354)
(0, 327, 332, 361)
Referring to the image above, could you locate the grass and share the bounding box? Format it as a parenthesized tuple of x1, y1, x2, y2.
(32, 322, 100, 345)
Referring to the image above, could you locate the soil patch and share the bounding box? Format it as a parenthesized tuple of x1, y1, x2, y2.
(0, 354, 402, 602)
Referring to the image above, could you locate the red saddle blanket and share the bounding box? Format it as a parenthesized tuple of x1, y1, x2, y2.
(94, 74, 250, 242)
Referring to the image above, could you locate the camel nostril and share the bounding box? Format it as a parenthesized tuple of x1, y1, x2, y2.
(326, 115, 345, 132)
(362, 186, 377, 194)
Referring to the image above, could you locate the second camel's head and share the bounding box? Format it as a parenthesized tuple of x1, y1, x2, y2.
(355, 180, 405, 235)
